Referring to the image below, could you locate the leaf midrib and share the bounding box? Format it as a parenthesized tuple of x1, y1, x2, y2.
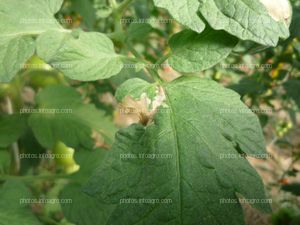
(164, 87, 183, 225)
(0, 29, 70, 39)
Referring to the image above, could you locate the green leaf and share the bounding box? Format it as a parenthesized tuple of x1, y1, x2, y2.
(229, 74, 267, 97)
(115, 78, 157, 102)
(36, 30, 124, 81)
(282, 183, 300, 196)
(95, 6, 113, 19)
(0, 0, 63, 37)
(71, 0, 96, 29)
(84, 77, 270, 225)
(0, 150, 10, 174)
(283, 79, 300, 108)
(60, 183, 115, 225)
(0, 36, 35, 82)
(290, 8, 300, 39)
(59, 150, 115, 225)
(28, 85, 116, 149)
(0, 180, 41, 225)
(169, 28, 238, 73)
(198, 0, 290, 46)
(110, 63, 152, 87)
(0, 114, 27, 148)
(0, 0, 65, 82)
(153, 0, 205, 33)
(126, 23, 153, 42)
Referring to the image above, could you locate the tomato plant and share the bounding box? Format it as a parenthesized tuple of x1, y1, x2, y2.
(0, 0, 299, 225)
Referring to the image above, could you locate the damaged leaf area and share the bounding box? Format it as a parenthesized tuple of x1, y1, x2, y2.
(116, 78, 167, 126)
(84, 77, 271, 225)
(260, 0, 292, 24)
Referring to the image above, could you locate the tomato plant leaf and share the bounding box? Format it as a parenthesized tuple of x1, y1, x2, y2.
(153, 0, 205, 33)
(0, 151, 10, 174)
(59, 150, 115, 225)
(229, 74, 267, 97)
(28, 85, 116, 149)
(126, 23, 153, 42)
(198, 0, 290, 46)
(283, 79, 300, 108)
(71, 0, 96, 29)
(0, 115, 27, 148)
(0, 0, 65, 82)
(0, 36, 35, 82)
(169, 28, 238, 73)
(110, 64, 152, 87)
(84, 77, 270, 225)
(281, 183, 300, 196)
(36, 30, 124, 81)
(0, 0, 63, 37)
(115, 78, 157, 102)
(0, 180, 41, 225)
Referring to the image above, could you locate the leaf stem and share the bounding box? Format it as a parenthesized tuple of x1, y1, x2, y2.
(155, 52, 171, 70)
(148, 68, 163, 84)
(0, 29, 71, 38)
(126, 41, 144, 60)
(109, 0, 118, 8)
(106, 31, 125, 43)
(111, 0, 135, 32)
(112, 12, 123, 33)
(116, 0, 135, 13)
(0, 174, 70, 182)
(126, 41, 164, 83)
(4, 96, 21, 175)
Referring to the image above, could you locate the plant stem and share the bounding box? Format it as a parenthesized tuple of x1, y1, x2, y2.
(0, 174, 70, 182)
(109, 0, 164, 84)
(148, 68, 163, 84)
(109, 0, 118, 8)
(37, 215, 60, 225)
(155, 52, 171, 70)
(110, 8, 122, 33)
(106, 31, 126, 43)
(4, 96, 21, 175)
(116, 0, 135, 13)
(126, 41, 144, 60)
(126, 41, 164, 83)
(1, 29, 71, 39)
(111, 0, 136, 32)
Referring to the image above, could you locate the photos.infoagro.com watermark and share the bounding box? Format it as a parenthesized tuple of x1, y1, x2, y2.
(219, 108, 274, 114)
(220, 198, 272, 204)
(220, 63, 272, 70)
(20, 198, 72, 204)
(120, 153, 173, 160)
(120, 18, 173, 24)
(20, 18, 72, 25)
(122, 63, 169, 70)
(22, 62, 73, 70)
(120, 198, 172, 204)
(219, 153, 273, 160)
(20, 108, 73, 114)
(19, 153, 73, 160)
